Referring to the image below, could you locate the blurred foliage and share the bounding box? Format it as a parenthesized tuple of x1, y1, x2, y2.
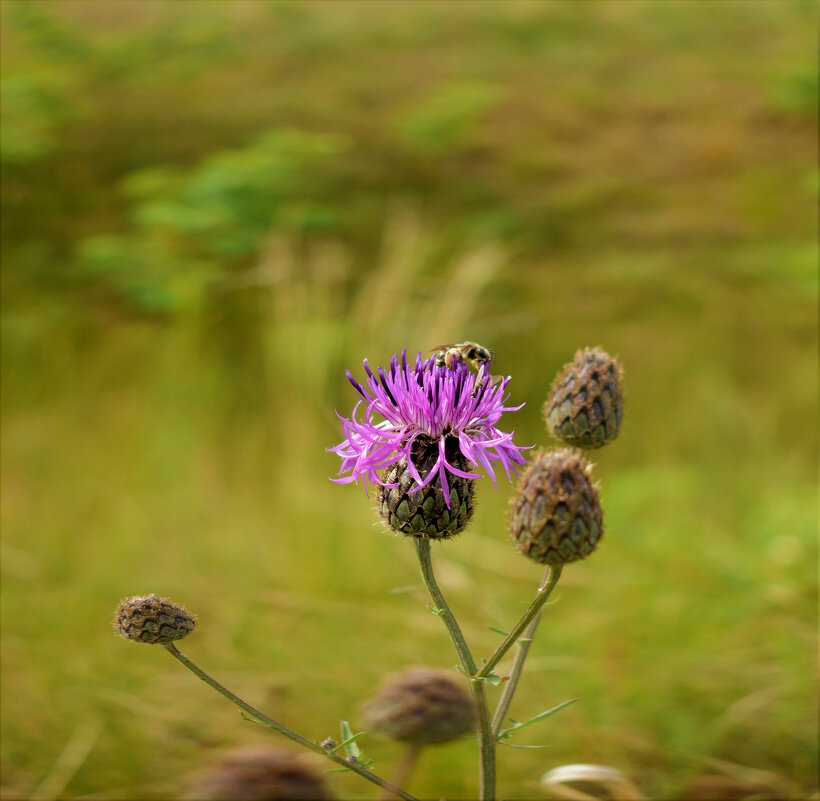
(76, 129, 349, 313)
(1, 1, 817, 800)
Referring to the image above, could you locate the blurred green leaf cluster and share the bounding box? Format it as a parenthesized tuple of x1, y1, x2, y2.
(76, 129, 349, 312)
(4, 0, 814, 317)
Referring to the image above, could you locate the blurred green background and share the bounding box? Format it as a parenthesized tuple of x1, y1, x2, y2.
(1, 1, 817, 799)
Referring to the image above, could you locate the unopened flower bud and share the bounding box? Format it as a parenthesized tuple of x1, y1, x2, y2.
(509, 449, 603, 565)
(544, 347, 624, 448)
(182, 746, 333, 800)
(113, 594, 195, 645)
(362, 668, 475, 745)
(378, 439, 475, 539)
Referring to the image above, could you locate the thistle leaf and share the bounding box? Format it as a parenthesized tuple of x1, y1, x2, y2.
(239, 709, 264, 725)
(499, 698, 578, 737)
(339, 721, 363, 758)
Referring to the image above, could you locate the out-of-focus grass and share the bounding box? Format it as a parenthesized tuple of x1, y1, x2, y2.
(1, 1, 817, 799)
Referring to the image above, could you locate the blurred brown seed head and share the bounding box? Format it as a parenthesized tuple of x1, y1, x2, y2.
(378, 439, 475, 539)
(509, 449, 603, 565)
(113, 594, 195, 645)
(544, 347, 624, 449)
(362, 668, 475, 745)
(182, 746, 333, 800)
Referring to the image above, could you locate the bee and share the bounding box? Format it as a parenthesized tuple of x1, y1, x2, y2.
(433, 341, 495, 372)
(431, 342, 502, 395)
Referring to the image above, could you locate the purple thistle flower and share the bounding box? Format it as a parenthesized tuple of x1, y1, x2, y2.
(330, 351, 530, 508)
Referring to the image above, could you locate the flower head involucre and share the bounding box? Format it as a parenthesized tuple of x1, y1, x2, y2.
(330, 351, 529, 508)
(509, 448, 603, 565)
(113, 594, 196, 645)
(362, 668, 475, 745)
(544, 347, 624, 449)
(183, 746, 334, 800)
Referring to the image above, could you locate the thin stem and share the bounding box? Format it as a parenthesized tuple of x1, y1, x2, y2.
(476, 565, 562, 680)
(490, 567, 551, 737)
(379, 745, 422, 801)
(163, 643, 419, 801)
(414, 538, 476, 673)
(413, 537, 495, 800)
(469, 674, 495, 797)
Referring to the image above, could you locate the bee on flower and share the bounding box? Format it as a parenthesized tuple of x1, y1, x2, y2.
(330, 350, 529, 539)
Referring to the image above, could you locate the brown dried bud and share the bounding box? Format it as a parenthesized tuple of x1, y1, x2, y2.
(182, 746, 333, 800)
(378, 438, 474, 539)
(509, 449, 603, 565)
(113, 594, 195, 645)
(544, 347, 624, 448)
(362, 668, 475, 745)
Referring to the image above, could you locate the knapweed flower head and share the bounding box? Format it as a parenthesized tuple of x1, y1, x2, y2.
(544, 347, 624, 449)
(113, 594, 196, 645)
(330, 351, 528, 536)
(362, 668, 475, 745)
(509, 448, 603, 565)
(183, 746, 334, 800)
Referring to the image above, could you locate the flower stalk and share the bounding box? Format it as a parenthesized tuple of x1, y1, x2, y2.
(162, 642, 419, 801)
(413, 538, 496, 799)
(476, 565, 562, 681)
(380, 745, 422, 801)
(490, 566, 552, 737)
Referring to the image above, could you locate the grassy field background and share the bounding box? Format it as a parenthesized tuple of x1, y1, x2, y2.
(1, 2, 817, 799)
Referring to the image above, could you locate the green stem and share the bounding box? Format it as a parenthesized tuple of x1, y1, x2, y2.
(163, 642, 419, 801)
(379, 744, 422, 801)
(490, 566, 551, 737)
(476, 565, 562, 681)
(413, 537, 495, 800)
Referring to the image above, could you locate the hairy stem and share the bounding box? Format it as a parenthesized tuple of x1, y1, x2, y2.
(490, 566, 551, 737)
(163, 642, 419, 801)
(476, 565, 562, 681)
(413, 537, 495, 800)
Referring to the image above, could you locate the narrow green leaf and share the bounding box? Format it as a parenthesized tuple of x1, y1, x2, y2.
(498, 740, 546, 749)
(339, 721, 362, 758)
(338, 732, 367, 750)
(499, 698, 578, 737)
(488, 625, 508, 636)
(239, 709, 264, 725)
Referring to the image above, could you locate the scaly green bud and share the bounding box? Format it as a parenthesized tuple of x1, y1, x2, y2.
(509, 449, 603, 565)
(182, 746, 334, 800)
(544, 347, 624, 448)
(362, 668, 475, 745)
(113, 594, 195, 645)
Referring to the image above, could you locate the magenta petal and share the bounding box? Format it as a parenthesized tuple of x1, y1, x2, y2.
(330, 349, 531, 498)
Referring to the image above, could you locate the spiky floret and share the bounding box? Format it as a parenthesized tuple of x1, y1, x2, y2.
(362, 668, 475, 745)
(544, 347, 624, 449)
(113, 594, 195, 645)
(509, 448, 603, 565)
(182, 746, 334, 800)
(330, 350, 528, 510)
